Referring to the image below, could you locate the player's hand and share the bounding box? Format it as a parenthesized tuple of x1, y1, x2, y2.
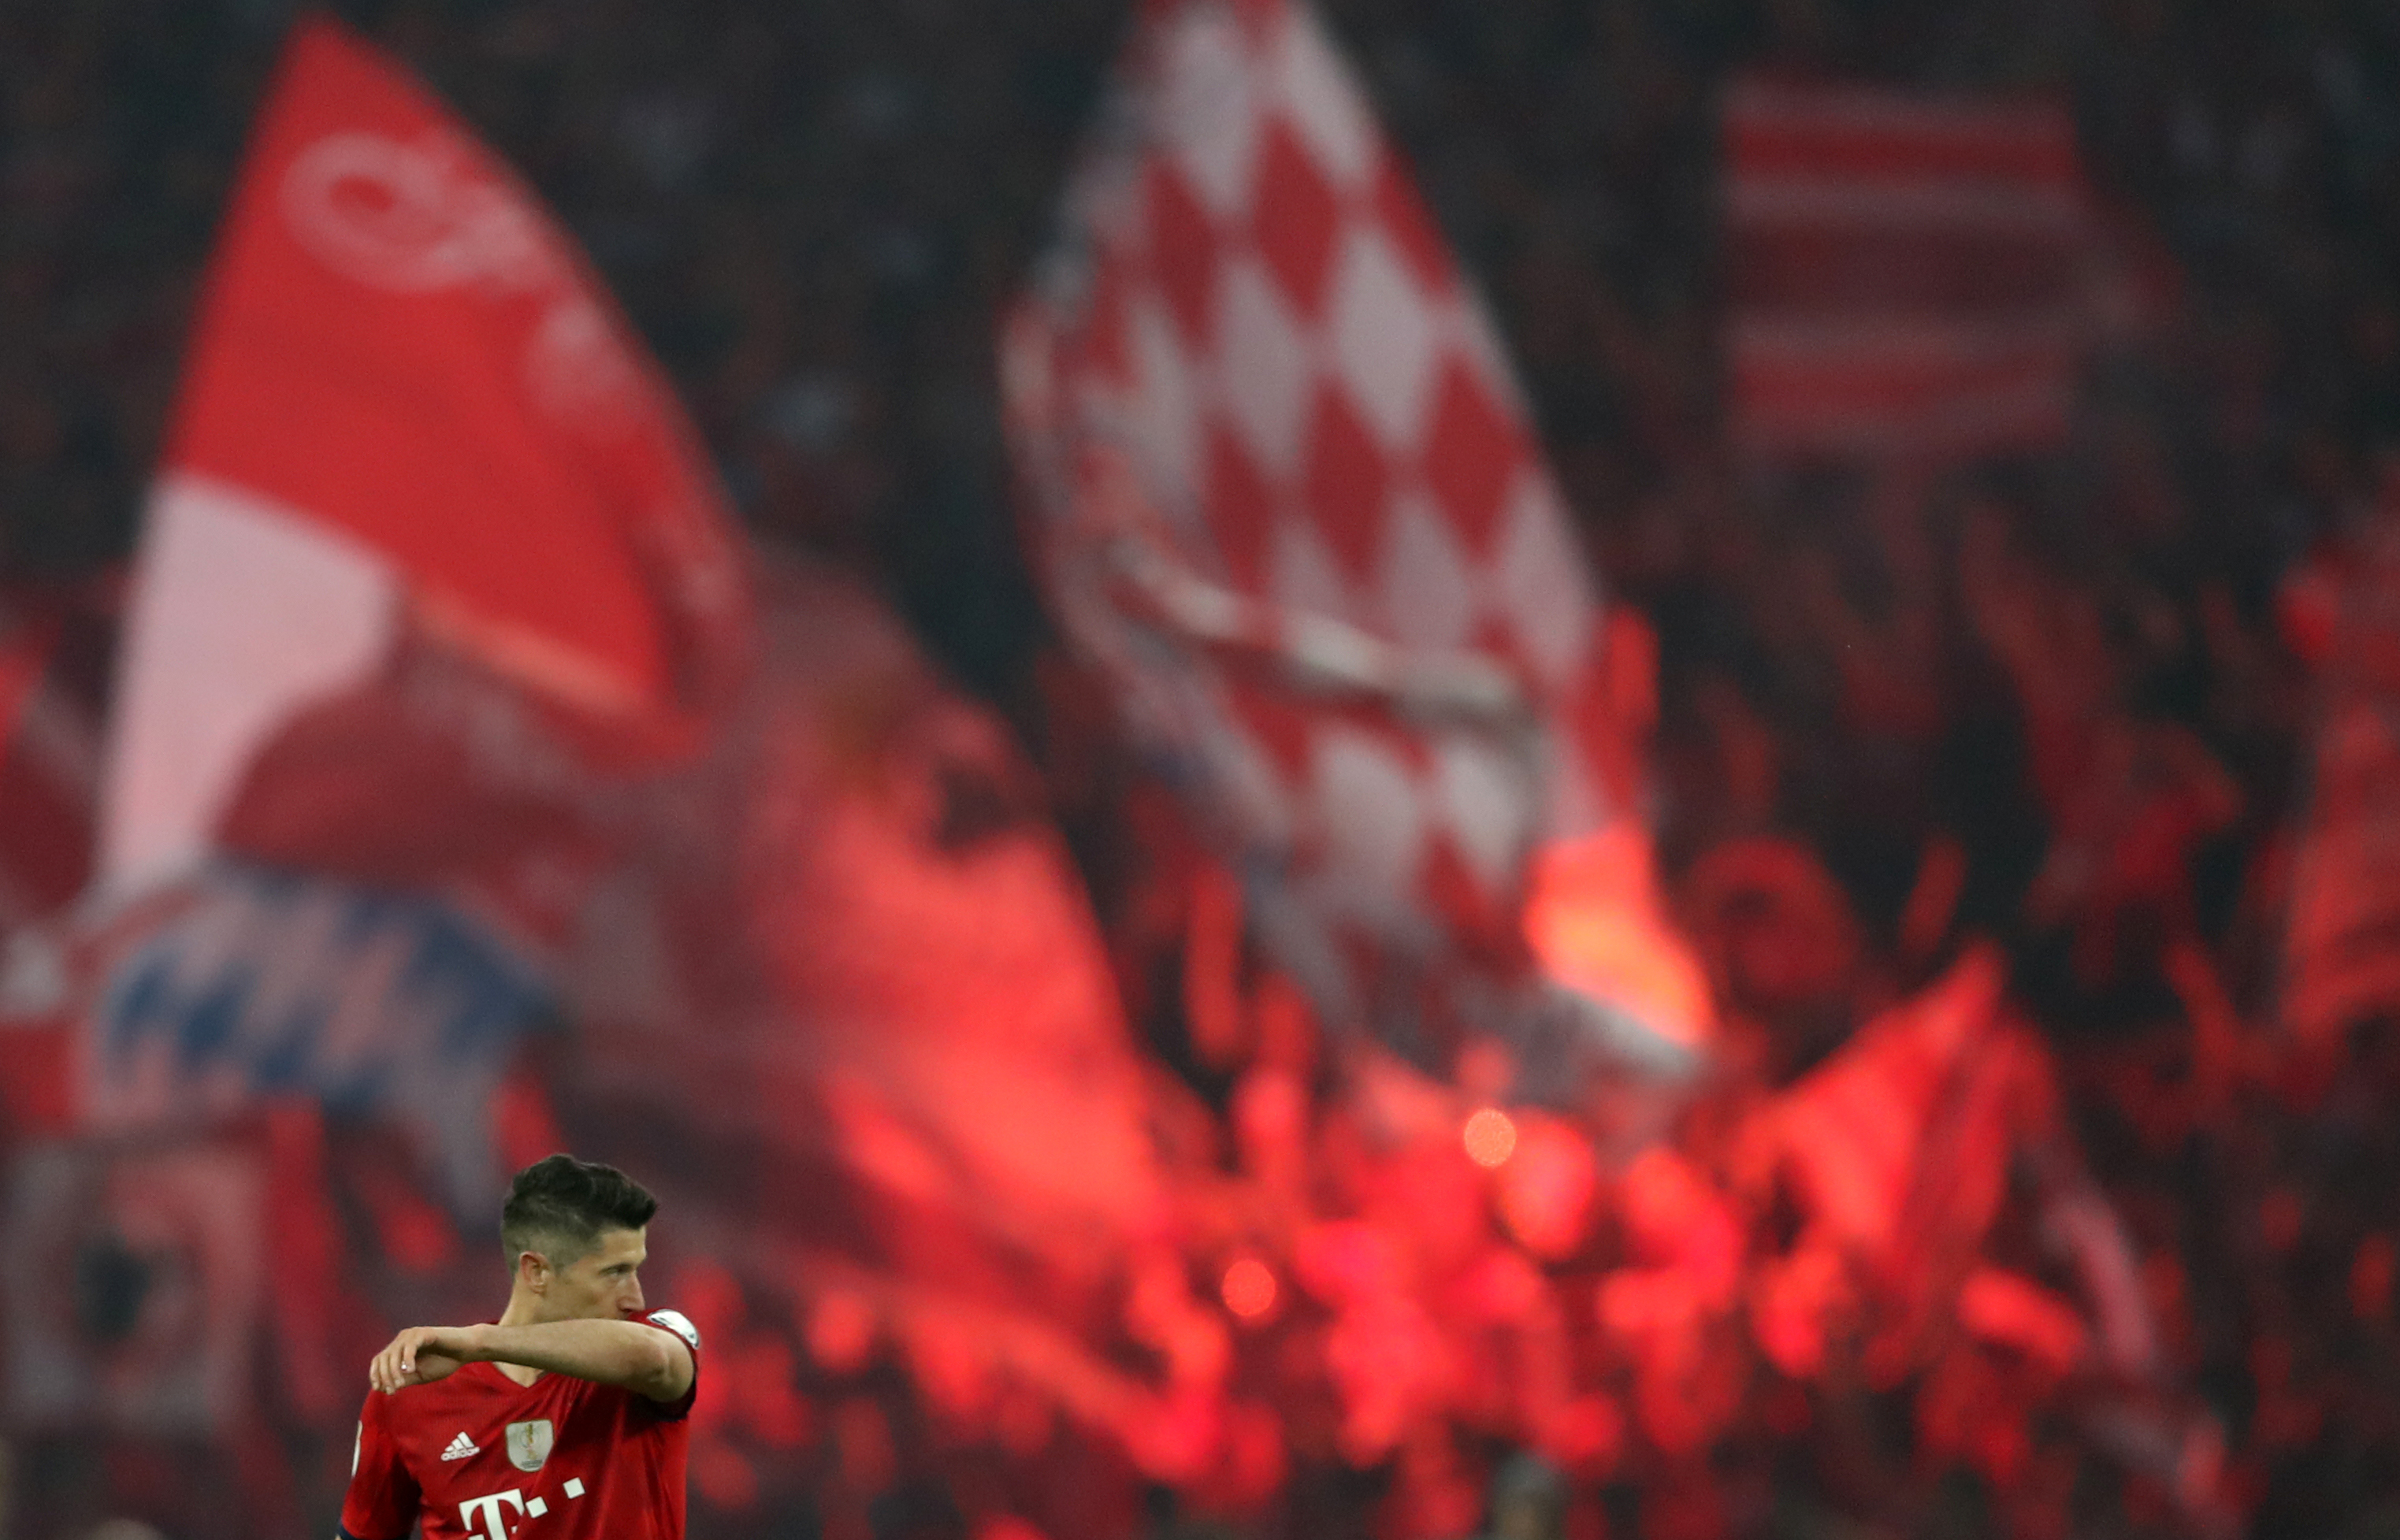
(369, 1325, 477, 1394)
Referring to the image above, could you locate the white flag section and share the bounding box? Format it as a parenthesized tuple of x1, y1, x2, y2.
(1005, 0, 1707, 1098)
(102, 476, 396, 889)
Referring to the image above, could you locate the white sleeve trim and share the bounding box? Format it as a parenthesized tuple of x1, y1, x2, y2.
(645, 1308, 700, 1352)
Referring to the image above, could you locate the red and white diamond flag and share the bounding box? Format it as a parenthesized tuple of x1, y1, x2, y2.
(1004, 0, 1705, 1093)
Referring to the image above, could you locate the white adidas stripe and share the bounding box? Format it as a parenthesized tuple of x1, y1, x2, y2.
(440, 1431, 479, 1460)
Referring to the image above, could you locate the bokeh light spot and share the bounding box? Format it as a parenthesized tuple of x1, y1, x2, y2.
(1463, 1106, 1517, 1167)
(1221, 1256, 1278, 1319)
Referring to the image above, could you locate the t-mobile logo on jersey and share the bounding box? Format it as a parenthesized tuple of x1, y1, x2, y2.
(459, 1490, 525, 1540)
(459, 1478, 588, 1538)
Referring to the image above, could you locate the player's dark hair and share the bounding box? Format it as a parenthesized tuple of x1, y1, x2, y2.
(500, 1153, 658, 1267)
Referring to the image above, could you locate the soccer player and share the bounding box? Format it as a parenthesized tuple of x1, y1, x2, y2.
(339, 1154, 700, 1540)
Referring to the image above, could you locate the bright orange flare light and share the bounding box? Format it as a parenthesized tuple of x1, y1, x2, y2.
(1221, 1256, 1279, 1319)
(1462, 1107, 1518, 1167)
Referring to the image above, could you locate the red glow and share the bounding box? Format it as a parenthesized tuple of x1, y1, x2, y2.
(1222, 1256, 1279, 1319)
(804, 1289, 879, 1375)
(1497, 1115, 1599, 1259)
(1462, 1107, 1518, 1167)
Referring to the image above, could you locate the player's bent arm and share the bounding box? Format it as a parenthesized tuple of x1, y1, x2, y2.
(379, 1318, 694, 1401)
(479, 1319, 693, 1401)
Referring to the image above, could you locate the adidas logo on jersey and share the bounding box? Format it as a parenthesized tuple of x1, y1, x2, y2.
(440, 1431, 479, 1461)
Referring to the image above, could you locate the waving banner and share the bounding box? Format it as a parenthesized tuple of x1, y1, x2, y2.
(1003, 0, 1704, 1101)
(1722, 76, 2101, 463)
(101, 14, 749, 918)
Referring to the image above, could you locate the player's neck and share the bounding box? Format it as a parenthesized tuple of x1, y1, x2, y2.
(489, 1291, 554, 1386)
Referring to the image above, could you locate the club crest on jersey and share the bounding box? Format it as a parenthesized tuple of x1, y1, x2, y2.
(505, 1418, 554, 1472)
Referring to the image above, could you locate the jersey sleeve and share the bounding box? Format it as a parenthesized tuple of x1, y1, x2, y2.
(339, 1388, 422, 1540)
(634, 1306, 702, 1422)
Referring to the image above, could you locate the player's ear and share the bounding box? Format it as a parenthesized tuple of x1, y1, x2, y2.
(517, 1249, 549, 1293)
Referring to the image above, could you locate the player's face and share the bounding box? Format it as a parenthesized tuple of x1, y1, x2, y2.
(548, 1226, 649, 1322)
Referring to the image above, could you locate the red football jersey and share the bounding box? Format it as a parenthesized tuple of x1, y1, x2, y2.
(340, 1309, 700, 1540)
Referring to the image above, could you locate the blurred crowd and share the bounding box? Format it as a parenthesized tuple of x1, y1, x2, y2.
(11, 0, 2400, 1538)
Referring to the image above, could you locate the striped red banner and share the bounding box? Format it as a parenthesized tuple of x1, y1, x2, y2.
(1722, 76, 2098, 463)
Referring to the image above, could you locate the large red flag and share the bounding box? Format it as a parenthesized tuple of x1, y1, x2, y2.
(1722, 76, 2101, 464)
(1003, 0, 1705, 1100)
(101, 15, 748, 914)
